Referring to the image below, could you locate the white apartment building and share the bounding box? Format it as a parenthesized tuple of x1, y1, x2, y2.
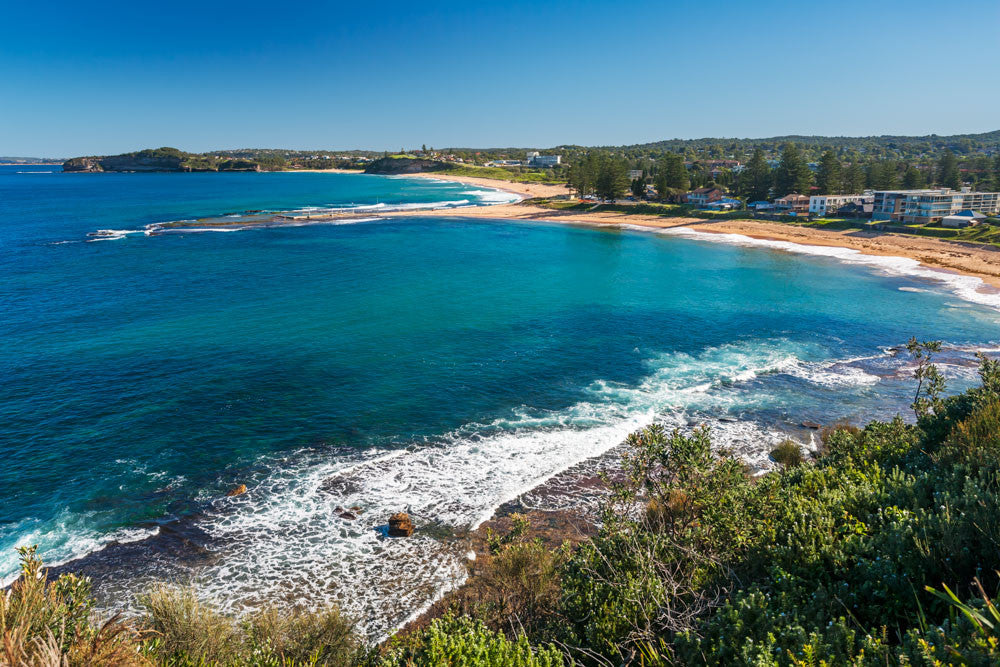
(808, 194, 873, 216)
(528, 154, 561, 167)
(872, 188, 1000, 224)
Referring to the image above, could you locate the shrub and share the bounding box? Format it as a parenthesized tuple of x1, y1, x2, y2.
(141, 585, 362, 665)
(381, 615, 564, 666)
(244, 606, 360, 666)
(770, 440, 803, 467)
(0, 546, 148, 666)
(477, 535, 564, 637)
(942, 397, 1000, 465)
(139, 585, 238, 664)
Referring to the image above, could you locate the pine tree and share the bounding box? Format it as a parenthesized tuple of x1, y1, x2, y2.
(739, 148, 772, 202)
(773, 143, 812, 197)
(595, 155, 629, 202)
(568, 154, 597, 197)
(815, 150, 843, 195)
(631, 178, 645, 199)
(842, 162, 866, 194)
(902, 164, 925, 189)
(867, 161, 898, 190)
(655, 152, 689, 198)
(937, 150, 960, 189)
(992, 154, 1000, 192)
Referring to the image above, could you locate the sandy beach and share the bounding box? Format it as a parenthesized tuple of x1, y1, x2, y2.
(383, 175, 1000, 292)
(275, 169, 1000, 291)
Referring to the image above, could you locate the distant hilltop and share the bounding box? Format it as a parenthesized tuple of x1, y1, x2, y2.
(62, 147, 279, 173)
(0, 156, 65, 165)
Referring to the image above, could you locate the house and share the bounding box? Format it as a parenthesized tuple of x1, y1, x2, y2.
(705, 198, 742, 211)
(873, 188, 1000, 224)
(834, 201, 874, 218)
(809, 194, 873, 217)
(774, 194, 810, 213)
(941, 209, 987, 228)
(748, 201, 774, 211)
(685, 187, 725, 207)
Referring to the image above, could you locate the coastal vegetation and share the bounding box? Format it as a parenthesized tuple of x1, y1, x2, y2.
(5, 345, 1000, 665)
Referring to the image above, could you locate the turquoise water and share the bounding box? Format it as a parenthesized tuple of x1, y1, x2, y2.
(2, 164, 999, 633)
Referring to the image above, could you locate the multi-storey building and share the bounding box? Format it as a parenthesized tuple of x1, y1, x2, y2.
(872, 188, 1000, 224)
(808, 194, 873, 216)
(774, 193, 810, 213)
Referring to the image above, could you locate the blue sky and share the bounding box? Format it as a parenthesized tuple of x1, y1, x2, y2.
(2, 0, 999, 156)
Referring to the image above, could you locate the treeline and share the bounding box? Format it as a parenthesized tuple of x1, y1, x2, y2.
(607, 129, 1000, 162)
(563, 143, 1000, 203)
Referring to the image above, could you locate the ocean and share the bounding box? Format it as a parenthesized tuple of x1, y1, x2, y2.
(2, 164, 999, 635)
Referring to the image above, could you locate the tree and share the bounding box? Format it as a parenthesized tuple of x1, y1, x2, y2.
(937, 150, 961, 189)
(631, 178, 646, 199)
(568, 154, 598, 197)
(842, 162, 866, 194)
(595, 155, 629, 202)
(902, 164, 925, 189)
(992, 154, 1000, 192)
(867, 160, 898, 190)
(654, 152, 688, 197)
(906, 338, 945, 419)
(773, 143, 812, 197)
(815, 150, 843, 195)
(739, 148, 772, 202)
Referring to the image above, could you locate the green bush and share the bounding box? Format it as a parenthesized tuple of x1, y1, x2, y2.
(381, 615, 564, 666)
(0, 546, 148, 665)
(140, 585, 361, 665)
(770, 440, 803, 467)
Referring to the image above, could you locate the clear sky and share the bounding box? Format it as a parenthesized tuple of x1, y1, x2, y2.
(3, 0, 999, 156)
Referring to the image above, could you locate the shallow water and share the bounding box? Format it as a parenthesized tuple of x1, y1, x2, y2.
(2, 165, 998, 635)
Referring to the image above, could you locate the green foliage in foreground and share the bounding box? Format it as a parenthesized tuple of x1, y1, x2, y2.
(398, 347, 1000, 665)
(381, 616, 564, 666)
(6, 347, 1000, 665)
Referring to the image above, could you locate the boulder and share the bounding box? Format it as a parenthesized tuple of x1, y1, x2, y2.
(226, 484, 247, 497)
(388, 512, 414, 537)
(800, 422, 822, 430)
(338, 511, 357, 520)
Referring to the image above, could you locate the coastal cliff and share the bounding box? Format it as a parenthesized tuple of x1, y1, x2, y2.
(363, 157, 450, 175)
(63, 148, 267, 173)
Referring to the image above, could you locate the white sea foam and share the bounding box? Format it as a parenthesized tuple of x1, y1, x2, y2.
(0, 516, 159, 588)
(86, 229, 142, 241)
(459, 189, 522, 205)
(110, 338, 886, 639)
(652, 226, 1000, 311)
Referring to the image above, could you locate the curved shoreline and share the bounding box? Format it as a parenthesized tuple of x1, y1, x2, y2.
(380, 192, 1000, 294)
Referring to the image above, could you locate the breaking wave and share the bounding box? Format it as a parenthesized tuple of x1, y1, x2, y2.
(52, 337, 953, 639)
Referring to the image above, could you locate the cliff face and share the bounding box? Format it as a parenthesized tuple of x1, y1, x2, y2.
(63, 155, 187, 172)
(364, 157, 449, 175)
(62, 148, 264, 173)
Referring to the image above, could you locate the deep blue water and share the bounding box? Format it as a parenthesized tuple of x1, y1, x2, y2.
(2, 164, 999, 632)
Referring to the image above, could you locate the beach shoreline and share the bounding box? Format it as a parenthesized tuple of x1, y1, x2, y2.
(374, 174, 1000, 292)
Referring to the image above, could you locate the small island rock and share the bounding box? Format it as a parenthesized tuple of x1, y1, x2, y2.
(226, 484, 247, 497)
(388, 512, 414, 537)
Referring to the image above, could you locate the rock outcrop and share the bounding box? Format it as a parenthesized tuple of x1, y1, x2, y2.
(387, 512, 414, 537)
(363, 157, 450, 175)
(62, 148, 264, 173)
(226, 484, 247, 497)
